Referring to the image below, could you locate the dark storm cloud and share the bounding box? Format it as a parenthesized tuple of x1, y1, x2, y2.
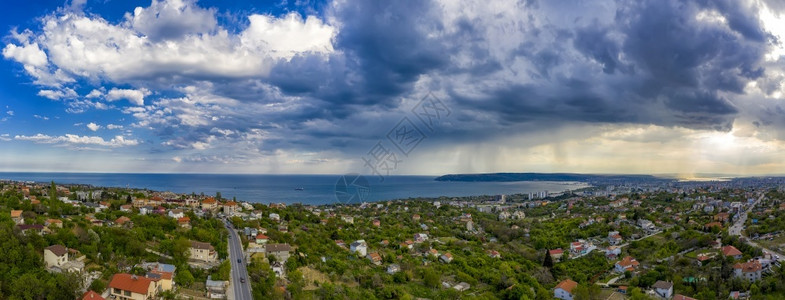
(447, 0, 770, 134)
(264, 0, 449, 111)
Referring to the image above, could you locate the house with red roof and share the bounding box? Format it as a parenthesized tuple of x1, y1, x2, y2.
(733, 260, 762, 282)
(615, 256, 640, 273)
(256, 233, 269, 244)
(178, 217, 191, 229)
(722, 245, 743, 260)
(554, 279, 578, 300)
(108, 273, 157, 300)
(549, 248, 564, 261)
(81, 290, 104, 300)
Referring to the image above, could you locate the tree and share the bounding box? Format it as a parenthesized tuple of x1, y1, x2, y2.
(216, 192, 222, 201)
(543, 250, 554, 268)
(423, 269, 440, 288)
(50, 181, 57, 204)
(175, 269, 195, 287)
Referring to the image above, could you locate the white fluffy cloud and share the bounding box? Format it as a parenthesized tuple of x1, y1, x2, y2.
(86, 122, 101, 131)
(15, 133, 139, 147)
(242, 13, 335, 60)
(2, 0, 335, 91)
(129, 0, 218, 41)
(37, 88, 77, 100)
(2, 42, 47, 67)
(105, 88, 151, 106)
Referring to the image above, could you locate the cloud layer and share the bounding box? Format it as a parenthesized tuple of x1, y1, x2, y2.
(2, 0, 785, 174)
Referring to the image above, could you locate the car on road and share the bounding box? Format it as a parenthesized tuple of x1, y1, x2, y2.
(237, 258, 242, 263)
(240, 277, 246, 283)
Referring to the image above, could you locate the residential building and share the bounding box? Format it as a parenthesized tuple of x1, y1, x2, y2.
(46, 218, 63, 228)
(608, 231, 623, 245)
(201, 198, 218, 211)
(673, 294, 697, 300)
(255, 234, 269, 244)
(271, 261, 285, 277)
(733, 260, 762, 282)
(387, 264, 400, 274)
(350, 240, 368, 256)
(722, 245, 743, 260)
(414, 233, 429, 243)
(190, 241, 217, 262)
(178, 217, 191, 229)
(10, 210, 23, 225)
(440, 253, 453, 263)
(606, 246, 622, 259)
(615, 256, 640, 273)
(206, 276, 226, 299)
(44, 245, 68, 268)
(453, 282, 470, 291)
(554, 279, 578, 300)
(119, 204, 132, 212)
(81, 290, 105, 300)
(341, 215, 354, 224)
(367, 252, 382, 265)
(549, 248, 564, 261)
(223, 201, 238, 215)
(167, 209, 184, 219)
(265, 243, 292, 262)
(652, 281, 673, 299)
(108, 273, 157, 300)
(115, 216, 132, 227)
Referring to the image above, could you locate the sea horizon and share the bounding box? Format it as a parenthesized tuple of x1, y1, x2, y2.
(0, 172, 589, 205)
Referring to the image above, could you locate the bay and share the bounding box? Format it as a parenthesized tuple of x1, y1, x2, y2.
(0, 172, 588, 205)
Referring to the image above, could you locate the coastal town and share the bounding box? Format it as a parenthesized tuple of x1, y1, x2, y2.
(1, 177, 785, 300)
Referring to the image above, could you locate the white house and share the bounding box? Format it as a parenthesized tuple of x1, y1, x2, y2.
(386, 264, 400, 274)
(652, 281, 673, 299)
(168, 209, 185, 219)
(350, 240, 368, 256)
(554, 279, 578, 300)
(733, 260, 762, 282)
(44, 245, 68, 268)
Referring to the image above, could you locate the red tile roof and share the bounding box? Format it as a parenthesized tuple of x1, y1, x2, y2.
(733, 260, 762, 273)
(108, 273, 154, 295)
(81, 290, 105, 300)
(722, 245, 743, 257)
(617, 256, 639, 268)
(555, 279, 578, 294)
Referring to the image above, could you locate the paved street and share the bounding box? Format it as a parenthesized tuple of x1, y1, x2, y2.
(731, 193, 785, 259)
(225, 219, 253, 300)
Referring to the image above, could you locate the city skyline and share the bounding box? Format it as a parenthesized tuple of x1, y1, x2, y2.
(2, 0, 785, 176)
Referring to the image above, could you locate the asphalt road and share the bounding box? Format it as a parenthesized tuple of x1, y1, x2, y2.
(225, 219, 253, 300)
(732, 193, 785, 260)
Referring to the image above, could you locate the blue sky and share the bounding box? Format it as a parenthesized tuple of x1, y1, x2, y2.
(2, 0, 785, 176)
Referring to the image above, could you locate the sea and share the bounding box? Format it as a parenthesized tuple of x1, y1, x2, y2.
(0, 172, 589, 205)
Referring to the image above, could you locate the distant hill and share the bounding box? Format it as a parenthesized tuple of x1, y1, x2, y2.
(434, 173, 673, 183)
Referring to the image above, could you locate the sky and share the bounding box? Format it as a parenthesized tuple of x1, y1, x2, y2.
(2, 0, 785, 177)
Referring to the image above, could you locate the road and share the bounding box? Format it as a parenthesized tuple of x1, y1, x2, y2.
(730, 193, 784, 259)
(225, 219, 253, 300)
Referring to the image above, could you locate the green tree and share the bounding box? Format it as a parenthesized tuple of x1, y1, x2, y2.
(543, 249, 554, 268)
(175, 269, 195, 287)
(423, 269, 440, 288)
(49, 181, 57, 204)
